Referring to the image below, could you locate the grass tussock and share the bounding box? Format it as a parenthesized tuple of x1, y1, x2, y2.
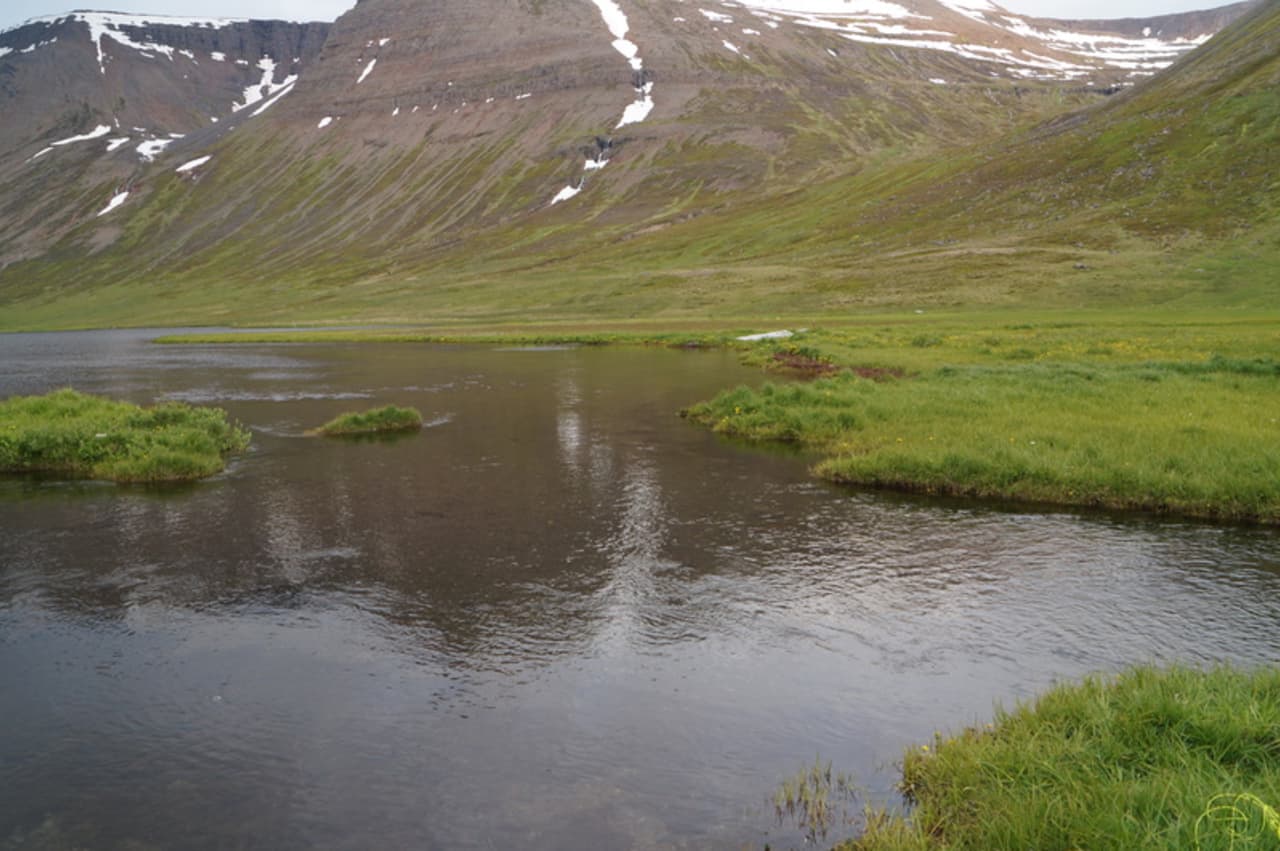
(0, 388, 249, 482)
(774, 758, 860, 844)
(845, 665, 1280, 851)
(312, 405, 423, 437)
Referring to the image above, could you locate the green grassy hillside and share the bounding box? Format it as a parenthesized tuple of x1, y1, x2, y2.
(0, 1, 1275, 329)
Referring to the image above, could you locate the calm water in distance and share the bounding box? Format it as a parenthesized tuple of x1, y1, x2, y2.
(2, 330, 1279, 850)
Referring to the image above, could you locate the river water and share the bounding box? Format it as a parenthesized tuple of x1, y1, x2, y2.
(2, 330, 1279, 850)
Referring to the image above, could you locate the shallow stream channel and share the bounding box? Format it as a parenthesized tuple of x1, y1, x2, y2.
(3, 329, 1280, 850)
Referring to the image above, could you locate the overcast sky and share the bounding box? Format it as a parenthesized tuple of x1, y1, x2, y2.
(0, 0, 1238, 34)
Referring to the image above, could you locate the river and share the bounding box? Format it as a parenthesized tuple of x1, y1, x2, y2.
(2, 329, 1279, 850)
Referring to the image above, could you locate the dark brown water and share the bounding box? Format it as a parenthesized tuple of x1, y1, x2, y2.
(3, 330, 1280, 850)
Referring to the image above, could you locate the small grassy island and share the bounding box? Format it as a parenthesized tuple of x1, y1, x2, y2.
(0, 388, 250, 482)
(312, 405, 423, 437)
(846, 666, 1280, 851)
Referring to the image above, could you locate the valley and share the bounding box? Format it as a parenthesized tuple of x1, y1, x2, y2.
(2, 1, 1278, 849)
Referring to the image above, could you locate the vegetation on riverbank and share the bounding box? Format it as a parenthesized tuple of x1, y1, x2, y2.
(312, 405, 423, 436)
(0, 389, 250, 482)
(681, 316, 1280, 525)
(845, 665, 1280, 851)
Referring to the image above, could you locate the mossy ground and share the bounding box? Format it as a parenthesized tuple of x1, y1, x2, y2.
(844, 666, 1280, 851)
(0, 388, 250, 482)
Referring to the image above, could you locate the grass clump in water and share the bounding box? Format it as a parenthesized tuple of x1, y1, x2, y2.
(0, 388, 250, 482)
(773, 757, 860, 844)
(312, 405, 423, 437)
(844, 665, 1280, 851)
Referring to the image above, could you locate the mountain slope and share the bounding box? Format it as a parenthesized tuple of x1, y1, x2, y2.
(0, 0, 1265, 328)
(0, 12, 330, 264)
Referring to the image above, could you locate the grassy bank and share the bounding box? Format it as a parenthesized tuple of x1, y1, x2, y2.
(847, 665, 1280, 851)
(679, 316, 1280, 524)
(312, 405, 423, 436)
(0, 389, 250, 482)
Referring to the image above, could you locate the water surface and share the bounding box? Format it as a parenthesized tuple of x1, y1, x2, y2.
(2, 330, 1279, 850)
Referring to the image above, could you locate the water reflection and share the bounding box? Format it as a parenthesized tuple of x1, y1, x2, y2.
(2, 333, 1279, 850)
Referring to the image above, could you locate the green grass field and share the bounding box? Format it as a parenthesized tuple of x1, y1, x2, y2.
(846, 666, 1280, 851)
(0, 389, 250, 482)
(684, 315, 1280, 523)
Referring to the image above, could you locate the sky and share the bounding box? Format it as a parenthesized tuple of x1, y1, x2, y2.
(0, 0, 1238, 33)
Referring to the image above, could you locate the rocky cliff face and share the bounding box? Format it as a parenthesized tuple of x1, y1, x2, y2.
(0, 0, 1259, 315)
(0, 13, 329, 264)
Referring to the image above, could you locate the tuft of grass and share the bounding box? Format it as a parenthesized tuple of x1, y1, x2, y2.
(774, 757, 860, 844)
(844, 665, 1280, 851)
(0, 388, 250, 482)
(311, 405, 424, 437)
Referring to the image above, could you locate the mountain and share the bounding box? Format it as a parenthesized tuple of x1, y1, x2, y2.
(0, 0, 1267, 328)
(0, 12, 329, 266)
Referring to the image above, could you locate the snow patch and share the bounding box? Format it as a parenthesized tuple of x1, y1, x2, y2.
(733, 0, 915, 17)
(587, 0, 658, 129)
(136, 136, 180, 162)
(106, 136, 131, 151)
(72, 12, 241, 74)
(737, 330, 795, 341)
(317, 116, 333, 129)
(357, 57, 377, 84)
(250, 77, 297, 116)
(723, 39, 742, 53)
(175, 155, 211, 173)
(551, 184, 582, 204)
(701, 9, 734, 23)
(234, 57, 291, 111)
(937, 0, 997, 23)
(210, 51, 226, 61)
(52, 124, 113, 146)
(617, 81, 654, 127)
(96, 190, 129, 217)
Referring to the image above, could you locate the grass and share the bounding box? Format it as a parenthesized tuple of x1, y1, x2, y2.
(773, 758, 860, 845)
(0, 388, 250, 482)
(311, 405, 424, 437)
(680, 316, 1280, 525)
(844, 665, 1280, 851)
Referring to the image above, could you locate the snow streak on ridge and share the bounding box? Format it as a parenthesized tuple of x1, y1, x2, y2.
(554, 1, 655, 205)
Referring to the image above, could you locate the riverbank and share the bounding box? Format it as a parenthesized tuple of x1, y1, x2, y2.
(684, 358, 1279, 524)
(150, 310, 1280, 525)
(846, 665, 1280, 850)
(0, 389, 249, 482)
